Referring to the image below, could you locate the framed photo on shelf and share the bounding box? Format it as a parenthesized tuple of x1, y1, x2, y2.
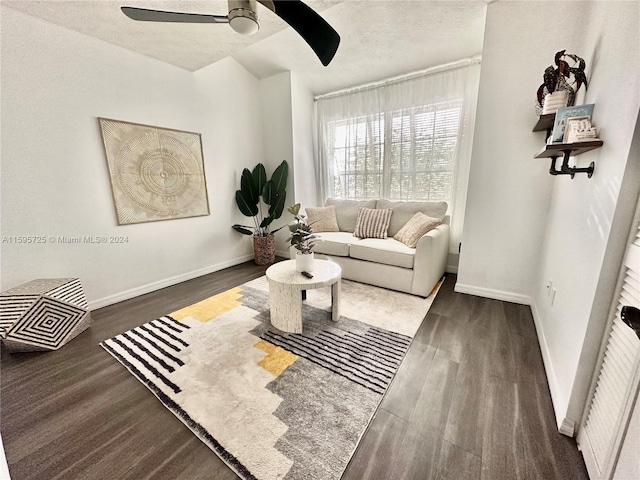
(563, 116, 592, 143)
(551, 103, 595, 143)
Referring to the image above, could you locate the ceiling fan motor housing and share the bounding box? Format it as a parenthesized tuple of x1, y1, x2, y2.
(121, 0, 339, 65)
(228, 0, 259, 35)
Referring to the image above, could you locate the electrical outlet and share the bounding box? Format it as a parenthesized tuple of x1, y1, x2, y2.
(546, 279, 553, 296)
(550, 287, 557, 306)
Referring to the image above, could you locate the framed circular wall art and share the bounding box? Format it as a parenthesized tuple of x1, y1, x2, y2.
(98, 118, 210, 225)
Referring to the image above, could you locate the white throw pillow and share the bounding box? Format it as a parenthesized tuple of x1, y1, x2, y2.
(376, 200, 447, 237)
(393, 212, 442, 248)
(305, 205, 339, 232)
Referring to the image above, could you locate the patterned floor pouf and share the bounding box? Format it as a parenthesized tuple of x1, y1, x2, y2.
(0, 278, 91, 352)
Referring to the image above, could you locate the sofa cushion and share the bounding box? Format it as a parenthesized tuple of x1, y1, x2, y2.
(376, 200, 448, 237)
(349, 238, 415, 269)
(305, 205, 339, 232)
(354, 208, 392, 239)
(394, 212, 442, 248)
(325, 198, 377, 232)
(313, 232, 359, 257)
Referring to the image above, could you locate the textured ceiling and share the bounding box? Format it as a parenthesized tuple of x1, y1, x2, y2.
(3, 0, 487, 95)
(3, 0, 344, 71)
(234, 1, 487, 94)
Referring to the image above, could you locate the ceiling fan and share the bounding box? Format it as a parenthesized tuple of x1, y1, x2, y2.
(121, 0, 340, 66)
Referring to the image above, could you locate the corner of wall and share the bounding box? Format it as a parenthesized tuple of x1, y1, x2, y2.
(530, 298, 573, 434)
(257, 72, 295, 251)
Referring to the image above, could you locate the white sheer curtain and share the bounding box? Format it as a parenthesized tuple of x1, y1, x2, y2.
(315, 59, 480, 255)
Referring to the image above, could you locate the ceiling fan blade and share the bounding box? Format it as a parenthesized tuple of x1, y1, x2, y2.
(121, 7, 229, 24)
(258, 0, 340, 66)
(256, 0, 275, 12)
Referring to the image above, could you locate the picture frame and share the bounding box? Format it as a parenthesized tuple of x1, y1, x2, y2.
(98, 118, 210, 225)
(562, 116, 592, 143)
(550, 103, 595, 144)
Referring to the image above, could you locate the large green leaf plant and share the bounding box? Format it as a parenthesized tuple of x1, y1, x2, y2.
(232, 160, 289, 236)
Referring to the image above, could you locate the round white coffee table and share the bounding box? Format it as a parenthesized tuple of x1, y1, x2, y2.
(265, 259, 342, 333)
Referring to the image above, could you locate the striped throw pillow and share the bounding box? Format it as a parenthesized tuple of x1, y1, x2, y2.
(353, 208, 393, 239)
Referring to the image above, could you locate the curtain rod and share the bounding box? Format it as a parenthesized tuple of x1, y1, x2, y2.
(314, 56, 481, 102)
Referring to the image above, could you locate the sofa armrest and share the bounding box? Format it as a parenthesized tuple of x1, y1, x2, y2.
(411, 223, 450, 296)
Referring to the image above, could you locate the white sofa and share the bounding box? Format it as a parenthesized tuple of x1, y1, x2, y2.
(299, 199, 450, 297)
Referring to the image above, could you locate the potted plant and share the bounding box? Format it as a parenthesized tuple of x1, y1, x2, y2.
(232, 160, 288, 265)
(536, 50, 588, 115)
(286, 203, 319, 272)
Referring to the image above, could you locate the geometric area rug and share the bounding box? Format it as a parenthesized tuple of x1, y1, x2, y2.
(101, 275, 442, 480)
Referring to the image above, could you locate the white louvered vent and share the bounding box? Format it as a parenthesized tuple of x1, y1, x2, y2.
(582, 220, 640, 476)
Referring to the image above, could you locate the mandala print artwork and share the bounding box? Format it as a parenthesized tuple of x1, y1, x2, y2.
(99, 118, 210, 225)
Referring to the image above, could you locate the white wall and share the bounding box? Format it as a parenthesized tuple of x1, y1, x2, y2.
(459, 0, 640, 432)
(256, 71, 317, 255)
(193, 57, 268, 268)
(456, 1, 581, 304)
(0, 432, 10, 480)
(290, 72, 318, 211)
(0, 7, 264, 307)
(534, 1, 640, 432)
(257, 72, 296, 254)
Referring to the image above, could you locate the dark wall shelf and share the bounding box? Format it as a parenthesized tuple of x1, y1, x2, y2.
(533, 110, 602, 179)
(533, 140, 603, 178)
(534, 140, 604, 159)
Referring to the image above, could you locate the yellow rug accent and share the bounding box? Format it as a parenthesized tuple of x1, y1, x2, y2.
(254, 340, 298, 377)
(171, 287, 243, 322)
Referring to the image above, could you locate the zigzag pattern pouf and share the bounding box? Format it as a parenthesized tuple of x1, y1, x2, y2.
(0, 278, 91, 352)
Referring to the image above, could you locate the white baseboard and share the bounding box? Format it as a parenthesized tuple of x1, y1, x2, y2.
(446, 264, 458, 274)
(530, 299, 576, 436)
(453, 283, 531, 305)
(88, 254, 255, 310)
(559, 418, 576, 437)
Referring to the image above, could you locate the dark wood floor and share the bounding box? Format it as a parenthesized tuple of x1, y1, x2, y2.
(1, 262, 589, 480)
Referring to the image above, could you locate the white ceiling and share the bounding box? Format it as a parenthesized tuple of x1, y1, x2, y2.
(3, 0, 487, 95)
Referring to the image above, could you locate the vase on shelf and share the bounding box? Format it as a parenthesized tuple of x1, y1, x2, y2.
(536, 77, 576, 116)
(541, 90, 568, 115)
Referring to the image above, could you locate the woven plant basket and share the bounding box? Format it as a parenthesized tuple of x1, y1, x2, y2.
(253, 234, 276, 266)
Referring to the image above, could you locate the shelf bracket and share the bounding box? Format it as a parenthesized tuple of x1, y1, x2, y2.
(548, 150, 595, 179)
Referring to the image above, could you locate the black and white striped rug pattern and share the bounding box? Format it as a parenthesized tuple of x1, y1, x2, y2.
(100, 316, 259, 479)
(262, 326, 411, 395)
(101, 316, 190, 395)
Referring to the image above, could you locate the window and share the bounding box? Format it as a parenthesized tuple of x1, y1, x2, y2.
(327, 99, 463, 203)
(316, 60, 480, 254)
(329, 114, 384, 199)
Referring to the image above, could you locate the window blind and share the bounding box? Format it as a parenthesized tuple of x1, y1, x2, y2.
(328, 99, 463, 202)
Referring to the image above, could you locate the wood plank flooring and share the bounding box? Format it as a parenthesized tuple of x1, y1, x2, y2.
(1, 263, 589, 479)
